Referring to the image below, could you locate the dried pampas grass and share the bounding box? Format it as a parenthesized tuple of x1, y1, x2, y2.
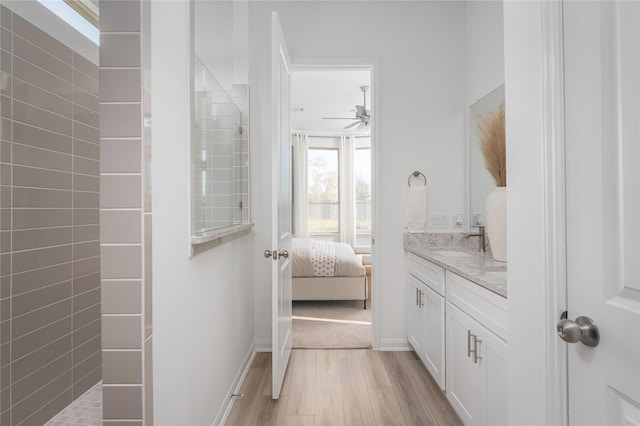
(478, 103, 506, 187)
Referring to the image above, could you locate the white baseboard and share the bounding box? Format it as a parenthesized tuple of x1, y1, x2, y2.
(377, 337, 411, 351)
(254, 338, 271, 352)
(213, 342, 256, 426)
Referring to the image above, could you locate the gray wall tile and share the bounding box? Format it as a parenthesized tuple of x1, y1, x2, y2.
(12, 354, 72, 404)
(12, 143, 72, 172)
(73, 334, 100, 364)
(73, 350, 101, 383)
(102, 315, 141, 349)
(74, 191, 99, 209)
(100, 139, 141, 173)
(73, 240, 100, 260)
(144, 336, 153, 424)
(13, 34, 72, 82)
(0, 5, 11, 30)
(73, 272, 100, 295)
(73, 287, 100, 313)
(73, 104, 99, 128)
(100, 0, 141, 32)
(73, 139, 99, 160)
(72, 303, 100, 331)
(11, 335, 70, 382)
(11, 263, 71, 296)
(100, 34, 140, 68)
(101, 175, 141, 208)
(100, 69, 141, 103)
(73, 256, 99, 278)
(12, 299, 71, 339)
(12, 78, 72, 118)
(13, 99, 72, 136)
(101, 210, 141, 244)
(101, 245, 141, 279)
(72, 224, 99, 243)
(13, 121, 72, 153)
(74, 120, 99, 143)
(11, 371, 72, 425)
(100, 103, 141, 138)
(12, 245, 72, 274)
(12, 208, 72, 229)
(101, 281, 141, 314)
(73, 156, 99, 176)
(12, 14, 72, 63)
(12, 227, 72, 251)
(103, 385, 142, 420)
(73, 208, 99, 226)
(13, 57, 72, 100)
(73, 68, 98, 95)
(12, 188, 72, 209)
(12, 280, 71, 317)
(73, 173, 99, 192)
(102, 350, 142, 384)
(0, 27, 10, 52)
(72, 363, 100, 399)
(11, 317, 71, 363)
(13, 165, 72, 190)
(72, 52, 98, 80)
(22, 389, 73, 426)
(73, 318, 100, 350)
(73, 89, 98, 113)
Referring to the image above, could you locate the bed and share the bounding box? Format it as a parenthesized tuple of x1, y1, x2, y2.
(291, 238, 368, 309)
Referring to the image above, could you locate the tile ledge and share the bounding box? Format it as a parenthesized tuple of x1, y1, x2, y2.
(191, 223, 254, 246)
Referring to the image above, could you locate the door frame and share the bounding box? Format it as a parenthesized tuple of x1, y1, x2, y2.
(290, 58, 381, 349)
(541, 1, 568, 424)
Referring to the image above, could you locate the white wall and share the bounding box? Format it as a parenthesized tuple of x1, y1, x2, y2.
(465, 0, 505, 106)
(504, 1, 548, 424)
(151, 2, 255, 424)
(250, 1, 467, 349)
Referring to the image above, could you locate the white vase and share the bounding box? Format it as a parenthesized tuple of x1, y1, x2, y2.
(486, 187, 507, 262)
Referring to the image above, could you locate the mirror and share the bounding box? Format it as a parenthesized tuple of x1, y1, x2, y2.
(467, 85, 504, 229)
(191, 56, 248, 237)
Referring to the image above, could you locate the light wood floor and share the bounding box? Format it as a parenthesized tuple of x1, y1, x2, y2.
(226, 349, 462, 426)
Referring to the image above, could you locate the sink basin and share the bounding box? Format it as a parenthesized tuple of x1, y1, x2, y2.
(434, 250, 473, 258)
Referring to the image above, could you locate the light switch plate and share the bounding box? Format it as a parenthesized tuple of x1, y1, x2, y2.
(429, 214, 449, 229)
(453, 213, 463, 228)
(471, 212, 485, 226)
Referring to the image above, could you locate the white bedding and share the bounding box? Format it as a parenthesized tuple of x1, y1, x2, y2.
(292, 238, 365, 277)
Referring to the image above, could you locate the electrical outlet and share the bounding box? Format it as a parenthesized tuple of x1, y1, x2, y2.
(429, 214, 449, 229)
(471, 212, 485, 226)
(453, 213, 463, 228)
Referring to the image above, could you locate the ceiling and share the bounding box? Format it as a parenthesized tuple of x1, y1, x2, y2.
(291, 70, 371, 133)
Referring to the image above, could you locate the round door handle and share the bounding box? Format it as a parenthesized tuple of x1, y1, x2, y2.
(279, 250, 289, 259)
(557, 316, 599, 347)
(264, 250, 273, 258)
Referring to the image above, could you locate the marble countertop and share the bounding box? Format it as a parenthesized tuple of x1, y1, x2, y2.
(403, 233, 507, 298)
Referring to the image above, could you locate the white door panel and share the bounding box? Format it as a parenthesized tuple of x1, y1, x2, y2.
(564, 1, 640, 423)
(270, 12, 292, 400)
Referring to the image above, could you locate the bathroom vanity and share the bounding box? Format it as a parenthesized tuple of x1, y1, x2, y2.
(404, 233, 508, 426)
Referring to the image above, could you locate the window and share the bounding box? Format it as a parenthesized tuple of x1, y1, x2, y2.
(307, 148, 340, 234)
(295, 135, 371, 250)
(354, 145, 372, 247)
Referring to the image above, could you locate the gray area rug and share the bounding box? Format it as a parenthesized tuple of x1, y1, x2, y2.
(292, 299, 372, 349)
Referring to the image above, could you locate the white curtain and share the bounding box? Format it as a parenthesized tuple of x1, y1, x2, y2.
(292, 133, 309, 238)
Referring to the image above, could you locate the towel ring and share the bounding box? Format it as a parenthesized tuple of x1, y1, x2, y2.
(408, 171, 427, 186)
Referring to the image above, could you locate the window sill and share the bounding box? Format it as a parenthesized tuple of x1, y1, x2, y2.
(191, 223, 254, 246)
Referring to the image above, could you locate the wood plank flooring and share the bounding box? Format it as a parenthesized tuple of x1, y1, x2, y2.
(226, 349, 462, 426)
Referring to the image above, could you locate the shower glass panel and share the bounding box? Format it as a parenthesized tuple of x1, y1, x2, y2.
(193, 55, 248, 235)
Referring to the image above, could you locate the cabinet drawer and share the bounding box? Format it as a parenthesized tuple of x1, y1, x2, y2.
(408, 252, 445, 295)
(446, 270, 508, 341)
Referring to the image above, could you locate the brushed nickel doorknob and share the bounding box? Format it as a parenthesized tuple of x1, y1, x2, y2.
(557, 316, 599, 347)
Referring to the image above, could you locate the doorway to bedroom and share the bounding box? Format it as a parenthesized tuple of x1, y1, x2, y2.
(290, 67, 374, 349)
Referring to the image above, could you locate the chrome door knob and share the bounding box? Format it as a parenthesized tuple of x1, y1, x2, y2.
(557, 316, 600, 347)
(278, 250, 289, 259)
(264, 250, 274, 258)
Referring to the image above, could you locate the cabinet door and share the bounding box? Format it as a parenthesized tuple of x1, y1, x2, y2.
(408, 274, 426, 356)
(480, 316, 508, 426)
(446, 302, 486, 425)
(422, 283, 445, 390)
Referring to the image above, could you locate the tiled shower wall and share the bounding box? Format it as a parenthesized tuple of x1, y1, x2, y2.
(99, 0, 153, 424)
(0, 5, 101, 426)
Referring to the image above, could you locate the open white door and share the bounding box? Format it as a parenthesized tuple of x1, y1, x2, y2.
(268, 12, 293, 400)
(563, 1, 640, 423)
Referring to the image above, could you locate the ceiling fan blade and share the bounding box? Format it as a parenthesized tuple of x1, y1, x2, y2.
(323, 117, 358, 120)
(343, 121, 361, 129)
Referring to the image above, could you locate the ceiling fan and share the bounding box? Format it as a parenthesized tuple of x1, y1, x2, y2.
(323, 85, 371, 130)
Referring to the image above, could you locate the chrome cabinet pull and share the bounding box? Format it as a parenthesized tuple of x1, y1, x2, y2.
(416, 288, 419, 306)
(467, 330, 472, 358)
(419, 289, 424, 307)
(472, 335, 482, 364)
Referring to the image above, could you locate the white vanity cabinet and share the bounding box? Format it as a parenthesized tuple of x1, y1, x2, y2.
(406, 250, 508, 425)
(446, 271, 508, 426)
(407, 253, 446, 390)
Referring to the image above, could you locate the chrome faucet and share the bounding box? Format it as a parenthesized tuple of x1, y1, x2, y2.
(467, 225, 486, 253)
